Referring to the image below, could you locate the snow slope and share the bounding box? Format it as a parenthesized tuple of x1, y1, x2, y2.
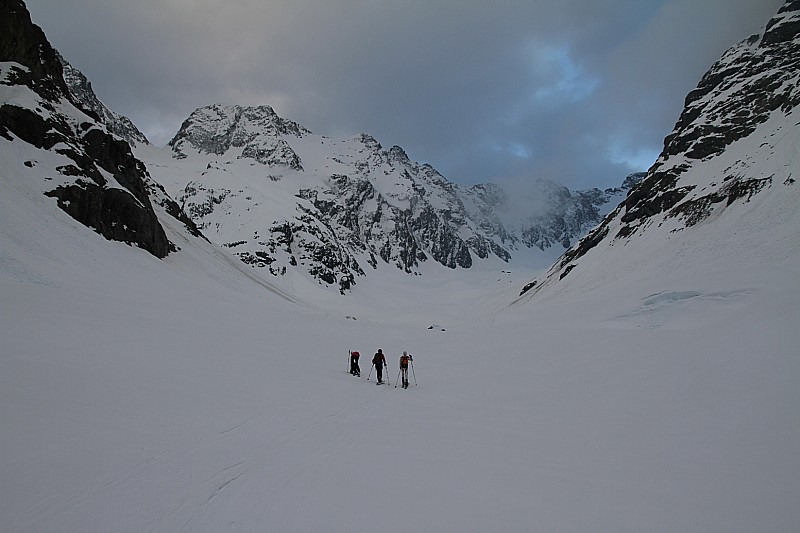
(3, 122, 800, 531)
(518, 106, 800, 305)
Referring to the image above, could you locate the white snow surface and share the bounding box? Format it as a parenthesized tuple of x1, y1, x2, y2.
(3, 120, 800, 532)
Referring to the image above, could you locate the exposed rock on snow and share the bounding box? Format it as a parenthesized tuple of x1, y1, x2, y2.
(0, 0, 201, 257)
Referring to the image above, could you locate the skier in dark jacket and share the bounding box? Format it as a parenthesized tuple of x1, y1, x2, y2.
(372, 349, 387, 383)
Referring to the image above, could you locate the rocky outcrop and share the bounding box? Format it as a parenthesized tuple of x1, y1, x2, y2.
(0, 0, 174, 257)
(621, 3, 799, 233)
(0, 0, 69, 100)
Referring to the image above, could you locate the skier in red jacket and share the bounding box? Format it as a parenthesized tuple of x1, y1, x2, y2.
(399, 351, 413, 388)
(349, 351, 361, 376)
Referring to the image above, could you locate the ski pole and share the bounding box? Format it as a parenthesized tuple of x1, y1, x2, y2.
(394, 367, 402, 388)
(348, 350, 351, 373)
(367, 363, 374, 381)
(410, 360, 417, 386)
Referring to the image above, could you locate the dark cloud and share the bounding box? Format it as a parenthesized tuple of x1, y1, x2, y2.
(25, 0, 785, 189)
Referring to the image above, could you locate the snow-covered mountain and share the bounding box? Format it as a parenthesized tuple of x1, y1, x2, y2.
(0, 0, 304, 305)
(138, 103, 636, 293)
(0, 0, 632, 300)
(519, 0, 800, 302)
(24, 16, 639, 296)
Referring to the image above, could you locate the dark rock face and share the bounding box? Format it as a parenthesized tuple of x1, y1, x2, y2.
(44, 183, 171, 257)
(0, 104, 56, 146)
(0, 0, 173, 258)
(0, 0, 69, 99)
(763, 0, 800, 46)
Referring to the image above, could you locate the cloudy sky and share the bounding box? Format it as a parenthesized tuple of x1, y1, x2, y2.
(26, 0, 784, 189)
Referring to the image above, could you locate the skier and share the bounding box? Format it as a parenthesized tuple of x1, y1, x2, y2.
(349, 351, 361, 376)
(399, 351, 413, 388)
(372, 349, 387, 383)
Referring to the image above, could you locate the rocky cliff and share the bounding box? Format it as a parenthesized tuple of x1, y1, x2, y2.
(0, 0, 200, 258)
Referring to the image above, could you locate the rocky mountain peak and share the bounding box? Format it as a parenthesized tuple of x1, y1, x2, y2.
(358, 133, 382, 151)
(387, 145, 410, 165)
(169, 103, 309, 169)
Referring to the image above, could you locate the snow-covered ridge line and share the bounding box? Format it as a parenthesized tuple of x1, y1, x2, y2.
(141, 102, 639, 294)
(519, 0, 800, 301)
(57, 51, 149, 147)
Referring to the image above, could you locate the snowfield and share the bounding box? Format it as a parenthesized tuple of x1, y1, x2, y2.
(2, 140, 799, 532)
(3, 2, 800, 526)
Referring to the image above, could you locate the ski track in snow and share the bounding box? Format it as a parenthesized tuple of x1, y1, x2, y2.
(611, 288, 756, 329)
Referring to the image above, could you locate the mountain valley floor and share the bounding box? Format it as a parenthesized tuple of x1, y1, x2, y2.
(2, 193, 798, 532)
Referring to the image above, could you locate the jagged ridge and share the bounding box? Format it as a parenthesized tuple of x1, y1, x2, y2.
(57, 51, 149, 146)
